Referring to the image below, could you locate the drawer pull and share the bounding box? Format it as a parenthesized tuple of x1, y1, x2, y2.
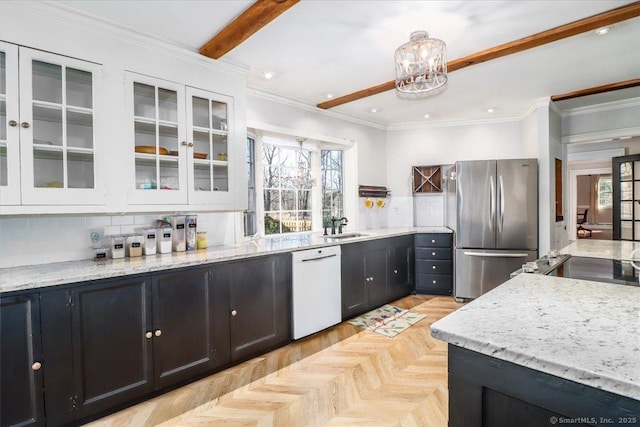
(432, 252, 436, 256)
(432, 265, 437, 270)
(432, 280, 437, 284)
(393, 269, 398, 274)
(431, 239, 436, 243)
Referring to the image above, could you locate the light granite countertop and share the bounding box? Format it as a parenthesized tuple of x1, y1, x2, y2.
(0, 227, 451, 294)
(432, 239, 640, 400)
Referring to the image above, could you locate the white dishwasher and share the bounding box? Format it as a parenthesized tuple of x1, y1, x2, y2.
(292, 245, 342, 339)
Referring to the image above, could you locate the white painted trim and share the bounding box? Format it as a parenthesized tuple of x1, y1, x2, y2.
(247, 120, 355, 148)
(560, 97, 640, 117)
(561, 126, 640, 144)
(568, 167, 611, 238)
(568, 148, 625, 162)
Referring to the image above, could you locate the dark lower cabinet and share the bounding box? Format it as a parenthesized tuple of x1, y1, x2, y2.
(415, 233, 453, 295)
(341, 236, 415, 320)
(0, 295, 45, 427)
(448, 345, 640, 427)
(152, 267, 221, 389)
(71, 276, 154, 419)
(224, 254, 291, 362)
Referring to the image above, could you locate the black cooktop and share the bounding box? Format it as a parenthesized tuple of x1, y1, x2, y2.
(547, 256, 640, 287)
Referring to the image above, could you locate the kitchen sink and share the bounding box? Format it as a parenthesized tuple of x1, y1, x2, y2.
(323, 233, 368, 240)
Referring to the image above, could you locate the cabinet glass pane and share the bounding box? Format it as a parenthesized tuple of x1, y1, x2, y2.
(33, 105, 62, 146)
(620, 162, 632, 181)
(211, 101, 227, 131)
(635, 182, 640, 202)
(158, 124, 178, 153)
(0, 100, 6, 141)
(621, 221, 632, 240)
(135, 157, 157, 189)
(0, 145, 6, 186)
(32, 61, 62, 104)
(213, 165, 228, 191)
(159, 158, 179, 190)
(0, 51, 5, 94)
(636, 161, 640, 177)
(134, 83, 155, 118)
(621, 202, 632, 220)
(67, 111, 93, 149)
(135, 121, 156, 148)
(621, 181, 633, 201)
(68, 151, 94, 188)
(194, 163, 211, 191)
(33, 149, 63, 187)
(193, 130, 210, 158)
(192, 96, 209, 128)
(158, 88, 177, 122)
(66, 68, 92, 108)
(212, 134, 227, 161)
(636, 222, 640, 240)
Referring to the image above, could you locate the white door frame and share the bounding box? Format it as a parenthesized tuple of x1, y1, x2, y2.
(568, 167, 611, 238)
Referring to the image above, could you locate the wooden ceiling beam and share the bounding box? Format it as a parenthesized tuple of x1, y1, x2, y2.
(200, 0, 300, 59)
(550, 78, 640, 101)
(318, 1, 640, 109)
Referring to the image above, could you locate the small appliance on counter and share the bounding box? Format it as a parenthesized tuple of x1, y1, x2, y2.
(170, 215, 186, 252)
(157, 226, 173, 254)
(186, 215, 197, 251)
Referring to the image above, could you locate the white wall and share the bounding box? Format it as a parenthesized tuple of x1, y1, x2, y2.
(386, 119, 536, 227)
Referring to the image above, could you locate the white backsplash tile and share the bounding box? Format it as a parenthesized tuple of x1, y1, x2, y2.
(413, 194, 445, 226)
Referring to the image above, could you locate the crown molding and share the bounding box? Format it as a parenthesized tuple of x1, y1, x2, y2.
(246, 88, 386, 130)
(561, 126, 640, 144)
(7, 1, 249, 76)
(559, 97, 640, 117)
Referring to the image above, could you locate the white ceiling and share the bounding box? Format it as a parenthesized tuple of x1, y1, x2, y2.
(57, 0, 640, 127)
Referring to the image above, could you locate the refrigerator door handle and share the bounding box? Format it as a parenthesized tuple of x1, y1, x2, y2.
(498, 175, 505, 233)
(463, 251, 530, 258)
(489, 175, 496, 232)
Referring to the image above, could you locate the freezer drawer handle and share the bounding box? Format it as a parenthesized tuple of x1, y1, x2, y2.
(463, 251, 529, 258)
(300, 254, 338, 262)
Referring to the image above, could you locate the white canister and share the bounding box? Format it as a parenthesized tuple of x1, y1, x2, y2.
(186, 215, 197, 251)
(142, 228, 157, 255)
(157, 227, 173, 254)
(126, 234, 143, 258)
(110, 235, 125, 259)
(170, 215, 186, 252)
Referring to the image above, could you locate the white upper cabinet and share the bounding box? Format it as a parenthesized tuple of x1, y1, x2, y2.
(0, 41, 20, 205)
(0, 44, 103, 207)
(127, 73, 237, 207)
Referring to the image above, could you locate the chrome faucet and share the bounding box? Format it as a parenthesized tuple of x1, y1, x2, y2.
(331, 216, 348, 234)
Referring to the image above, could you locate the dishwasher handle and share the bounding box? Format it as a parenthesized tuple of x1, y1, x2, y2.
(300, 254, 338, 262)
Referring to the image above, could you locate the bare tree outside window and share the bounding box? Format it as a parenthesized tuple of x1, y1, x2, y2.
(263, 144, 313, 234)
(321, 149, 344, 227)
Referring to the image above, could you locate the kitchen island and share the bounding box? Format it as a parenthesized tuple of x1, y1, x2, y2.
(431, 240, 640, 426)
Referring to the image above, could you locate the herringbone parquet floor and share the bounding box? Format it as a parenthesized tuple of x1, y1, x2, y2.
(86, 295, 463, 427)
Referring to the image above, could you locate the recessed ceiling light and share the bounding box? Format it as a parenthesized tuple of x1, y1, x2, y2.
(370, 107, 379, 113)
(487, 108, 494, 113)
(594, 26, 611, 36)
(326, 93, 334, 99)
(424, 113, 431, 119)
(263, 71, 274, 80)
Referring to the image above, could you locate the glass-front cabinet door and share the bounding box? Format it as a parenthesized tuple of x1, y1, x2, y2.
(18, 48, 103, 205)
(613, 154, 640, 241)
(186, 87, 234, 205)
(0, 41, 20, 205)
(128, 74, 187, 205)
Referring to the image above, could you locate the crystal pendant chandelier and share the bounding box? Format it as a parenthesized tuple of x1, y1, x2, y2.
(395, 30, 447, 95)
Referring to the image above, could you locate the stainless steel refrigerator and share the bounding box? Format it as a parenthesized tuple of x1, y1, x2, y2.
(445, 159, 538, 300)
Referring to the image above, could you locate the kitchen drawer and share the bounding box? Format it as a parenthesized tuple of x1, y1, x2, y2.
(416, 274, 452, 295)
(416, 259, 452, 275)
(416, 248, 451, 260)
(415, 233, 452, 248)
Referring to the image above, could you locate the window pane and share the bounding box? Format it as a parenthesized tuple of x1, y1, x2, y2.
(264, 212, 281, 235)
(298, 190, 311, 210)
(281, 189, 296, 211)
(264, 189, 280, 211)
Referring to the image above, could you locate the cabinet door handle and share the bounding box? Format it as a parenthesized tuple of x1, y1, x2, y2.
(145, 332, 153, 339)
(21, 122, 30, 129)
(154, 329, 162, 337)
(231, 309, 238, 316)
(181, 141, 188, 146)
(8, 120, 17, 127)
(431, 239, 436, 243)
(393, 269, 398, 274)
(432, 280, 437, 284)
(32, 361, 42, 371)
(187, 142, 194, 147)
